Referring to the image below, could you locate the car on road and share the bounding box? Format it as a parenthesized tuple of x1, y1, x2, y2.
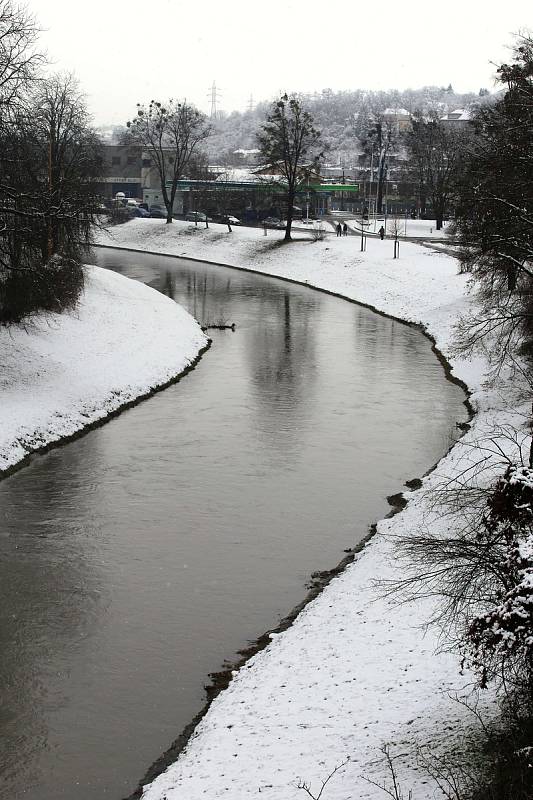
(185, 211, 212, 223)
(149, 205, 167, 218)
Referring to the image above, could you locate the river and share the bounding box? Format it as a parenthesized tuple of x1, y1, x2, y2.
(0, 249, 468, 799)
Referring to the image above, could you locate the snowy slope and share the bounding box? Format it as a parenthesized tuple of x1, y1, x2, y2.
(0, 265, 208, 474)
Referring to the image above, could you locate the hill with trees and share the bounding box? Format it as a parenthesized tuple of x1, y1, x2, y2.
(201, 85, 491, 165)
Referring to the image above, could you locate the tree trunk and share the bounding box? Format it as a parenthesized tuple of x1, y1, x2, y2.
(434, 198, 444, 230)
(284, 189, 294, 241)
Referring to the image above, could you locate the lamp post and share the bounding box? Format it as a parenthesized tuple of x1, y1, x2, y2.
(383, 163, 389, 234)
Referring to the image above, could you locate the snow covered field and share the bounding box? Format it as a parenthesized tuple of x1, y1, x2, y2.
(92, 220, 525, 800)
(0, 265, 207, 474)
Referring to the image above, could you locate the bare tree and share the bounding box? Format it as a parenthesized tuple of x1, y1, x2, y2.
(389, 216, 402, 258)
(297, 758, 351, 799)
(0, 73, 103, 321)
(406, 113, 468, 230)
(0, 0, 43, 110)
(363, 745, 412, 800)
(258, 93, 322, 241)
(126, 99, 210, 224)
(361, 114, 397, 215)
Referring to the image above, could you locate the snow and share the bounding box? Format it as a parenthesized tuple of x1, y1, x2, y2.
(208, 166, 258, 182)
(0, 265, 207, 474)
(92, 219, 526, 799)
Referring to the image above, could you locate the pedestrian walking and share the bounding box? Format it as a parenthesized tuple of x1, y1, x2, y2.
(378, 225, 385, 240)
(343, 222, 348, 236)
(336, 222, 342, 237)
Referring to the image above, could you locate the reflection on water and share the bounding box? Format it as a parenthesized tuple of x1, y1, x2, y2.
(0, 249, 468, 800)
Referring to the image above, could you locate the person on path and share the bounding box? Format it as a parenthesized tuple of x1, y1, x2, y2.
(343, 222, 348, 236)
(336, 222, 342, 237)
(378, 226, 385, 240)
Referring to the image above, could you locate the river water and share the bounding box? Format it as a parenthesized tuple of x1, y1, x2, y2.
(0, 249, 467, 800)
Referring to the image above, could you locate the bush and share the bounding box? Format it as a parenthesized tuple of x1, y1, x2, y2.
(0, 255, 84, 323)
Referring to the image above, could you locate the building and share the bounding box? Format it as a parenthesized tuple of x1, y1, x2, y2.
(440, 108, 472, 128)
(97, 144, 144, 199)
(382, 108, 411, 133)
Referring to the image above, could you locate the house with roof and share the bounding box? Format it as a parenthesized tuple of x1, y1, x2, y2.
(440, 108, 472, 128)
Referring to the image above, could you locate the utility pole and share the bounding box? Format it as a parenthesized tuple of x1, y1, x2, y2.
(384, 163, 388, 233)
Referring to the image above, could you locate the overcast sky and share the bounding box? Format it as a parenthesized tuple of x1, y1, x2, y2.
(32, 0, 532, 126)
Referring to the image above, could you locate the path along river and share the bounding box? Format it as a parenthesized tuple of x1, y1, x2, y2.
(0, 249, 468, 800)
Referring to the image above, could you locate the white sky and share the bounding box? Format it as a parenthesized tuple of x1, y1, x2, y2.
(31, 0, 532, 126)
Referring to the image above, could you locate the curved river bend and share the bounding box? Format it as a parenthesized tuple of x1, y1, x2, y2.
(0, 250, 467, 800)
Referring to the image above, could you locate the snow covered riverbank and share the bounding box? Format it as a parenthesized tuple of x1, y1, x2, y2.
(95, 220, 527, 800)
(0, 265, 208, 475)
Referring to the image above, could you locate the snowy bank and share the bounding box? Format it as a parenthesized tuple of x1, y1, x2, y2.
(94, 221, 525, 800)
(0, 265, 208, 475)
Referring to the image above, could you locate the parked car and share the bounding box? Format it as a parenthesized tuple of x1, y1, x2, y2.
(149, 205, 167, 218)
(262, 217, 285, 229)
(126, 198, 140, 207)
(129, 206, 149, 218)
(212, 214, 241, 225)
(185, 211, 212, 222)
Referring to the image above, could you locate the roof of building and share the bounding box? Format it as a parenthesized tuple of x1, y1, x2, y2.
(383, 108, 410, 117)
(440, 108, 472, 121)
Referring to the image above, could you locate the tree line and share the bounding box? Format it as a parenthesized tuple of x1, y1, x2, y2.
(392, 35, 533, 800)
(0, 1, 103, 323)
